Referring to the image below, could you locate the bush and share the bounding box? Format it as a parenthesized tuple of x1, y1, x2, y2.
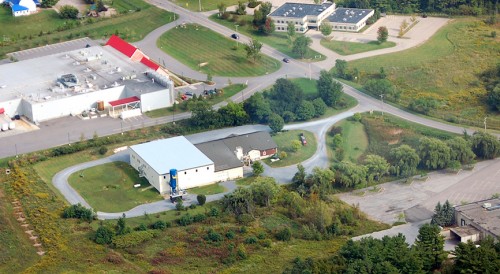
(240, 226, 248, 234)
(260, 239, 272, 247)
(177, 213, 193, 226)
(112, 230, 158, 248)
(279, 151, 288, 159)
(197, 194, 206, 205)
(135, 223, 148, 231)
(237, 213, 254, 225)
(244, 236, 258, 244)
(206, 229, 223, 242)
(151, 220, 168, 230)
(226, 230, 236, 239)
(209, 207, 219, 217)
(257, 231, 267, 239)
(94, 225, 114, 244)
(189, 204, 197, 209)
(62, 203, 95, 222)
(98, 146, 108, 155)
(329, 126, 343, 136)
(193, 213, 206, 223)
(175, 199, 184, 211)
(275, 227, 292, 241)
(247, 0, 261, 8)
(59, 5, 79, 19)
(237, 245, 247, 259)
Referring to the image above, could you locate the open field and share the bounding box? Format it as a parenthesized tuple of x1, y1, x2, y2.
(188, 183, 227, 195)
(290, 78, 317, 96)
(210, 14, 326, 61)
(68, 162, 162, 212)
(158, 24, 281, 76)
(320, 39, 396, 55)
(145, 84, 247, 118)
(327, 119, 368, 163)
(345, 18, 500, 130)
(170, 0, 240, 12)
(265, 130, 316, 167)
(0, 0, 173, 57)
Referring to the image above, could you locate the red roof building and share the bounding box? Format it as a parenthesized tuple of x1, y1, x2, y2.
(109, 96, 140, 107)
(140, 57, 160, 71)
(106, 35, 138, 58)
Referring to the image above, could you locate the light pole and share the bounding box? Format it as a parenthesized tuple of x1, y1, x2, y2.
(15, 143, 18, 158)
(67, 132, 70, 145)
(120, 121, 123, 135)
(379, 94, 384, 116)
(198, 0, 201, 12)
(484, 117, 487, 132)
(235, 24, 239, 48)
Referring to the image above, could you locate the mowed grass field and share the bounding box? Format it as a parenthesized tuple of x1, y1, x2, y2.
(188, 183, 227, 195)
(345, 18, 500, 129)
(158, 24, 281, 76)
(0, 0, 173, 57)
(320, 39, 396, 55)
(210, 14, 326, 61)
(326, 119, 368, 163)
(68, 162, 162, 212)
(265, 130, 317, 167)
(170, 0, 240, 11)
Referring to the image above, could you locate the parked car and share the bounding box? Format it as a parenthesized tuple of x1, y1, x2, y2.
(300, 133, 307, 145)
(185, 91, 193, 96)
(231, 33, 239, 39)
(283, 58, 290, 63)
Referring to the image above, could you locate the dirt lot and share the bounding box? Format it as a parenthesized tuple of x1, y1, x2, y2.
(337, 158, 500, 224)
(55, 0, 89, 12)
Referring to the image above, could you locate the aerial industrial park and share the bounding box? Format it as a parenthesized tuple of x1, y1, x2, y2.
(0, 0, 499, 272)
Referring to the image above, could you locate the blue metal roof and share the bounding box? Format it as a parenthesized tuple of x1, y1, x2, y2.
(12, 4, 29, 12)
(129, 136, 214, 175)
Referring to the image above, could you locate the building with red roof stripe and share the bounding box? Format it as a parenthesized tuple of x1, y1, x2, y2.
(106, 35, 138, 58)
(140, 57, 160, 71)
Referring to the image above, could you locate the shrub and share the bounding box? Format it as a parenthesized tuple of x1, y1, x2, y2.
(257, 231, 267, 239)
(62, 203, 95, 222)
(175, 199, 184, 211)
(260, 239, 272, 247)
(193, 213, 206, 223)
(209, 207, 219, 217)
(178, 213, 193, 226)
(279, 151, 288, 159)
(206, 229, 223, 242)
(135, 223, 148, 231)
(237, 244, 247, 259)
(275, 227, 291, 241)
(189, 204, 197, 209)
(197, 194, 206, 205)
(94, 225, 114, 244)
(98, 146, 108, 155)
(237, 213, 254, 225)
(151, 220, 167, 230)
(240, 226, 248, 234)
(244, 236, 258, 244)
(59, 5, 79, 19)
(112, 230, 158, 248)
(226, 230, 236, 239)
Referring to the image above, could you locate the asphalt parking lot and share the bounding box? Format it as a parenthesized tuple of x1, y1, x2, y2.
(337, 158, 500, 224)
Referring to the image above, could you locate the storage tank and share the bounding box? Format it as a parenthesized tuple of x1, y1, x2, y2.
(169, 169, 178, 193)
(97, 100, 105, 111)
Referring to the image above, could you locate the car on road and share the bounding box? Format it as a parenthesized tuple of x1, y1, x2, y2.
(231, 33, 239, 39)
(283, 58, 290, 63)
(185, 91, 193, 96)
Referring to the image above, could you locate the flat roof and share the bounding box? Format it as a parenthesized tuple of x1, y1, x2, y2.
(195, 140, 243, 172)
(109, 96, 140, 107)
(455, 198, 500, 237)
(0, 43, 165, 103)
(269, 2, 333, 18)
(222, 131, 277, 154)
(451, 225, 481, 238)
(328, 8, 374, 24)
(129, 136, 213, 175)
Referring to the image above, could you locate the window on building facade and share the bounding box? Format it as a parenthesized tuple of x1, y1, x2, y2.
(461, 219, 466, 226)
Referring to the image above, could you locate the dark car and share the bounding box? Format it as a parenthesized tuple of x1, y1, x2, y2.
(185, 91, 193, 96)
(231, 33, 239, 39)
(283, 58, 290, 63)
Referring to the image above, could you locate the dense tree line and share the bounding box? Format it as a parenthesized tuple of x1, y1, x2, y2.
(336, 0, 498, 15)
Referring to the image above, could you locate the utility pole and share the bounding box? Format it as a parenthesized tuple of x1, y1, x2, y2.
(198, 0, 201, 12)
(67, 132, 70, 145)
(235, 24, 239, 48)
(15, 144, 18, 158)
(484, 117, 487, 132)
(380, 94, 384, 116)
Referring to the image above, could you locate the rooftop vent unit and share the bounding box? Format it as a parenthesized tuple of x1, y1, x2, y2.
(146, 70, 170, 87)
(318, 8, 323, 12)
(343, 18, 347, 21)
(292, 7, 295, 10)
(299, 7, 302, 10)
(90, 74, 97, 80)
(116, 67, 122, 72)
(58, 74, 79, 88)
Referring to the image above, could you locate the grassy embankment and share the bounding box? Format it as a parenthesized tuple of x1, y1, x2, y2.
(264, 130, 317, 168)
(320, 39, 396, 55)
(210, 14, 326, 61)
(158, 24, 281, 77)
(343, 18, 500, 130)
(0, 0, 174, 58)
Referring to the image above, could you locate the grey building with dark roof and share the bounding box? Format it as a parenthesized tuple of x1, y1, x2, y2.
(451, 198, 500, 243)
(328, 8, 374, 32)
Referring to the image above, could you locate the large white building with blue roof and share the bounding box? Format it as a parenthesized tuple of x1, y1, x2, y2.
(2, 0, 39, 17)
(270, 2, 374, 33)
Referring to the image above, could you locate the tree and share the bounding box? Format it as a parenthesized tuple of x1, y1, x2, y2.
(453, 238, 500, 274)
(189, 100, 220, 129)
(267, 113, 284, 133)
(287, 21, 296, 39)
(252, 161, 264, 176)
(197, 194, 206, 206)
(217, 2, 226, 16)
(307, 167, 336, 198)
(222, 187, 254, 216)
(261, 17, 275, 35)
(332, 161, 367, 188)
(364, 79, 400, 102)
(244, 39, 263, 62)
(413, 224, 446, 272)
(408, 97, 439, 114)
(292, 36, 312, 59)
(431, 200, 455, 227)
(363, 154, 390, 182)
(417, 137, 451, 170)
(312, 98, 327, 117)
(41, 0, 58, 8)
(259, 2, 272, 16)
(317, 70, 343, 107)
(390, 145, 420, 177)
(236, 1, 247, 15)
(59, 5, 79, 19)
(446, 137, 475, 164)
(296, 101, 315, 121)
(291, 140, 302, 152)
(217, 102, 249, 127)
(377, 26, 389, 43)
(470, 131, 500, 159)
(320, 20, 333, 37)
(115, 213, 131, 236)
(250, 177, 280, 207)
(292, 164, 306, 187)
(94, 225, 114, 244)
(488, 85, 500, 110)
(243, 93, 272, 123)
(334, 59, 348, 79)
(268, 78, 304, 114)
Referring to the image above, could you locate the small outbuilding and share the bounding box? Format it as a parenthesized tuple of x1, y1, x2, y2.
(453, 198, 500, 243)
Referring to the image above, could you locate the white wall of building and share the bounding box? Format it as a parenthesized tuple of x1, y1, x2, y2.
(176, 164, 215, 190)
(138, 86, 174, 112)
(0, 98, 23, 117)
(130, 148, 164, 193)
(214, 167, 243, 182)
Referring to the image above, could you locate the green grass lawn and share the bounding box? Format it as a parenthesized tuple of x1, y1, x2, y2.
(0, 0, 174, 57)
(158, 24, 281, 77)
(343, 18, 500, 130)
(188, 183, 226, 195)
(327, 120, 368, 163)
(209, 14, 326, 61)
(320, 39, 396, 55)
(265, 130, 317, 167)
(170, 0, 240, 12)
(290, 78, 317, 96)
(235, 176, 259, 186)
(145, 84, 247, 118)
(68, 162, 162, 212)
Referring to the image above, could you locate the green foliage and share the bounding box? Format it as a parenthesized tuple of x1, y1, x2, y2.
(268, 78, 304, 114)
(453, 237, 500, 274)
(250, 177, 281, 207)
(390, 145, 420, 177)
(244, 39, 263, 62)
(177, 213, 194, 226)
(226, 230, 236, 239)
(135, 223, 148, 231)
(377, 26, 389, 43)
(290, 140, 302, 152)
(287, 21, 296, 39)
(151, 220, 168, 230)
(236, 1, 247, 15)
(417, 137, 451, 170)
(413, 224, 446, 272)
(112, 230, 158, 248)
(197, 194, 207, 206)
(244, 93, 272, 123)
(331, 134, 343, 149)
(408, 97, 439, 114)
(222, 187, 254, 216)
(175, 199, 184, 211)
(209, 207, 220, 217)
(275, 226, 292, 241)
(470, 131, 500, 159)
(364, 79, 400, 102)
(247, 0, 261, 8)
(59, 5, 79, 19)
(206, 229, 223, 242)
(334, 59, 348, 79)
(296, 101, 316, 121)
(332, 161, 367, 188)
(430, 200, 455, 227)
(446, 137, 475, 164)
(41, 0, 59, 7)
(94, 225, 114, 245)
(252, 161, 264, 176)
(98, 146, 108, 155)
(320, 20, 332, 37)
(244, 236, 258, 244)
(115, 214, 131, 236)
(292, 36, 312, 59)
(62, 203, 95, 222)
(317, 70, 343, 107)
(363, 154, 389, 182)
(268, 113, 284, 133)
(312, 98, 327, 117)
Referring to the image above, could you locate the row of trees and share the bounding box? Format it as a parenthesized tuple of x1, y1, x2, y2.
(338, 0, 498, 15)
